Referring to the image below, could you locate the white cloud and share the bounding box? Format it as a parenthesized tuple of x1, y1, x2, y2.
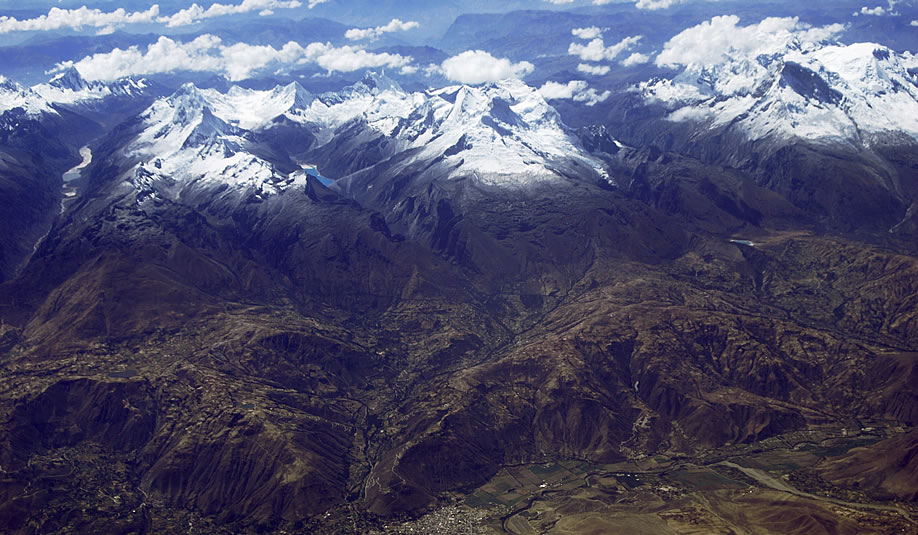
(539, 80, 610, 106)
(545, 0, 576, 4)
(569, 35, 642, 62)
(0, 1, 323, 34)
(304, 42, 412, 74)
(592, 0, 728, 9)
(591, 0, 685, 7)
(440, 50, 534, 84)
(912, 19, 918, 26)
(51, 35, 412, 82)
(621, 52, 650, 66)
(578, 63, 611, 75)
(569, 39, 606, 62)
(0, 5, 160, 34)
(345, 18, 420, 41)
(539, 80, 588, 99)
(656, 16, 845, 68)
(574, 87, 611, 106)
(853, 1, 899, 16)
(667, 106, 713, 122)
(52, 35, 223, 80)
(158, 0, 303, 28)
(634, 0, 685, 8)
(572, 26, 603, 40)
(858, 6, 886, 15)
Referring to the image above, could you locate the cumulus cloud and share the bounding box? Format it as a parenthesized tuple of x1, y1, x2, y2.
(345, 18, 420, 41)
(573, 87, 612, 106)
(634, 0, 685, 8)
(51, 35, 412, 81)
(304, 42, 411, 74)
(440, 50, 534, 84)
(656, 15, 845, 68)
(572, 26, 603, 40)
(0, 5, 160, 34)
(569, 35, 642, 62)
(158, 0, 304, 28)
(594, 0, 728, 9)
(539, 80, 588, 99)
(578, 63, 611, 75)
(912, 19, 918, 26)
(621, 52, 650, 66)
(853, 1, 899, 16)
(539, 80, 609, 106)
(591, 0, 685, 7)
(0, 1, 323, 34)
(545, 0, 576, 4)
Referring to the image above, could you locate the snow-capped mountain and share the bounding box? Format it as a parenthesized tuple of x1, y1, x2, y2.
(638, 41, 918, 147)
(300, 73, 611, 187)
(111, 72, 612, 211)
(176, 72, 608, 187)
(33, 67, 151, 105)
(0, 77, 54, 118)
(125, 83, 300, 206)
(380, 78, 610, 185)
(200, 81, 316, 130)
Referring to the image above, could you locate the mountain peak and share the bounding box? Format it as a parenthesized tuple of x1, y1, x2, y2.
(0, 76, 21, 93)
(181, 106, 237, 150)
(360, 70, 404, 95)
(172, 82, 205, 101)
(0, 77, 54, 116)
(48, 66, 88, 92)
(319, 71, 405, 106)
(166, 83, 211, 125)
(277, 81, 315, 110)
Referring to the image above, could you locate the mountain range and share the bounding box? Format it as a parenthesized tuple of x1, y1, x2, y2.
(1, 3, 918, 534)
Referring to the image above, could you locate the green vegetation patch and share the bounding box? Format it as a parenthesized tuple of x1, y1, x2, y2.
(669, 469, 744, 491)
(530, 463, 564, 476)
(465, 490, 502, 508)
(614, 473, 644, 489)
(107, 369, 139, 378)
(817, 438, 884, 458)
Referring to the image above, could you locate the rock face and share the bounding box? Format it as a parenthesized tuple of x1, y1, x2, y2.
(0, 72, 917, 533)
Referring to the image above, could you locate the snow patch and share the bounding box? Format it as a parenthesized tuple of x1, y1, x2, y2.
(640, 36, 918, 144)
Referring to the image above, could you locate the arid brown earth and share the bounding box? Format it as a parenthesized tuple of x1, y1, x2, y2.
(0, 111, 917, 534)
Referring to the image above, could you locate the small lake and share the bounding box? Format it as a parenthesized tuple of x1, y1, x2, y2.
(301, 164, 334, 186)
(63, 146, 92, 182)
(61, 146, 91, 213)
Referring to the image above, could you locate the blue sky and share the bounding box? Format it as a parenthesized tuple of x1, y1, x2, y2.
(1, 0, 916, 87)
